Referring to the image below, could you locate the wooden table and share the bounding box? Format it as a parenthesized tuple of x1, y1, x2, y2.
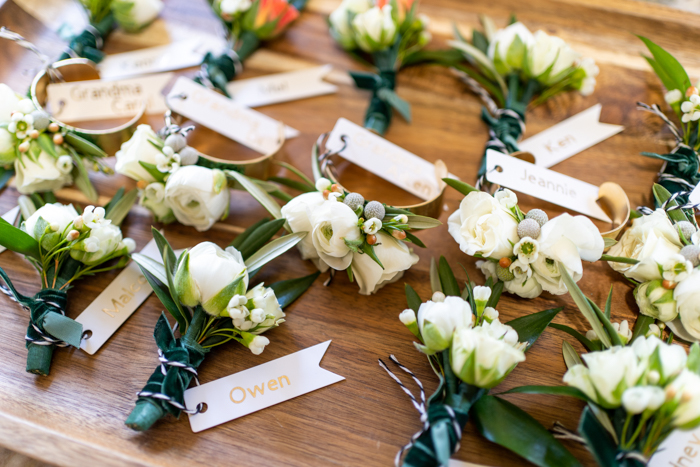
(0, 0, 698, 465)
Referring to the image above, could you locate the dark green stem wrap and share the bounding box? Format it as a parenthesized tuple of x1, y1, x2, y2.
(400, 352, 485, 467)
(58, 13, 115, 63)
(125, 309, 209, 431)
(194, 31, 261, 97)
(642, 145, 700, 208)
(577, 407, 646, 467)
(0, 268, 82, 376)
(477, 106, 526, 178)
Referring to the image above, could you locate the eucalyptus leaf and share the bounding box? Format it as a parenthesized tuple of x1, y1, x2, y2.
(268, 176, 315, 193)
(404, 230, 426, 248)
(473, 396, 582, 467)
(65, 132, 107, 158)
(269, 271, 320, 309)
(244, 232, 306, 272)
(238, 218, 287, 260)
(506, 307, 562, 351)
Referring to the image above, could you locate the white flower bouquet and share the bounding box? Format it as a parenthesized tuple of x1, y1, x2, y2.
(444, 180, 604, 299)
(387, 256, 580, 467)
(0, 190, 136, 375)
(125, 222, 318, 431)
(0, 83, 112, 200)
(508, 265, 700, 466)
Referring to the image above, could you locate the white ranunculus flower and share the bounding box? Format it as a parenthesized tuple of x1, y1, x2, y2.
(668, 370, 700, 429)
(451, 320, 526, 389)
(674, 269, 700, 340)
(329, 0, 372, 49)
(174, 242, 249, 316)
(112, 0, 163, 31)
(527, 30, 579, 82)
(579, 346, 645, 408)
(350, 232, 419, 295)
(476, 260, 498, 282)
(140, 182, 174, 223)
(563, 364, 597, 401)
(352, 5, 396, 53)
(539, 213, 605, 263)
(164, 166, 229, 232)
(504, 275, 543, 298)
(310, 200, 361, 270)
(114, 124, 164, 182)
(416, 295, 473, 353)
(0, 83, 20, 123)
(281, 191, 329, 272)
(218, 0, 252, 16)
(608, 209, 682, 281)
(23, 203, 79, 239)
(14, 151, 73, 195)
(0, 128, 15, 164)
(487, 22, 534, 75)
(447, 191, 519, 260)
(531, 255, 573, 295)
(70, 223, 127, 265)
(635, 280, 677, 322)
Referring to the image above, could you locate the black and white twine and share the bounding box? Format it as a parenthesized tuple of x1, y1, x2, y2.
(0, 284, 70, 347)
(637, 190, 700, 216)
(379, 355, 461, 467)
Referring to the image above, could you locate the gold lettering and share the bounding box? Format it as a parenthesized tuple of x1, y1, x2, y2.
(119, 294, 131, 304)
(230, 387, 246, 404)
(268, 379, 278, 391)
(278, 375, 290, 388)
(102, 298, 123, 318)
(247, 384, 265, 398)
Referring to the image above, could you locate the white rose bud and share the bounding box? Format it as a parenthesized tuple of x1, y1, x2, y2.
(174, 242, 249, 316)
(280, 191, 328, 272)
(487, 22, 534, 75)
(329, 0, 371, 49)
(164, 166, 229, 232)
(527, 30, 579, 84)
(635, 280, 678, 322)
(622, 386, 665, 415)
(576, 346, 645, 408)
(14, 151, 72, 195)
(123, 237, 136, 253)
(352, 5, 396, 53)
(115, 125, 164, 182)
(417, 296, 473, 353)
(23, 203, 79, 240)
(112, 0, 164, 32)
(310, 200, 361, 270)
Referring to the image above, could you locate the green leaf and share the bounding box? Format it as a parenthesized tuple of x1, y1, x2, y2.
(69, 149, 98, 203)
(653, 183, 689, 223)
(403, 230, 426, 248)
(227, 170, 282, 220)
(486, 279, 503, 308)
(405, 215, 442, 230)
(472, 29, 488, 54)
(473, 396, 582, 467)
(558, 263, 611, 348)
(429, 257, 442, 294)
(272, 160, 315, 187)
(448, 40, 507, 95)
(438, 256, 460, 296)
(506, 307, 563, 351)
(549, 323, 598, 352)
(0, 167, 13, 191)
(405, 283, 422, 313)
(587, 297, 623, 347)
(600, 254, 639, 265)
(150, 228, 177, 275)
(638, 36, 690, 92)
(343, 237, 364, 253)
(442, 177, 478, 197)
(104, 188, 137, 226)
(577, 407, 619, 467)
(103, 187, 125, 214)
(65, 132, 107, 159)
(630, 314, 656, 343)
(244, 232, 306, 272)
(238, 218, 287, 260)
(376, 88, 411, 122)
(0, 217, 41, 260)
(361, 242, 384, 270)
(163, 248, 187, 330)
(229, 218, 269, 249)
(268, 176, 315, 193)
(138, 161, 167, 183)
(269, 271, 320, 309)
(604, 286, 613, 320)
(562, 341, 583, 369)
(131, 252, 168, 285)
(500, 385, 592, 402)
(36, 133, 57, 158)
(137, 263, 187, 332)
(687, 343, 700, 375)
(603, 237, 617, 249)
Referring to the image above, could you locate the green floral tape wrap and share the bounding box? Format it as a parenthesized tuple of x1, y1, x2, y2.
(58, 13, 115, 63)
(125, 311, 208, 431)
(194, 30, 261, 97)
(477, 107, 525, 180)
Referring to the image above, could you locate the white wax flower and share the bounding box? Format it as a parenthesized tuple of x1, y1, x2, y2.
(174, 242, 249, 316)
(70, 223, 129, 265)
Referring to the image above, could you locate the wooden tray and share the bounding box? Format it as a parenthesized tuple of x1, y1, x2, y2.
(1, 0, 699, 465)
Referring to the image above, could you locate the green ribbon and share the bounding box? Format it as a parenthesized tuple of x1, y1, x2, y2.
(349, 69, 411, 136)
(0, 267, 82, 376)
(125, 310, 208, 431)
(642, 145, 700, 208)
(194, 31, 261, 97)
(58, 13, 115, 63)
(578, 407, 646, 467)
(477, 107, 526, 178)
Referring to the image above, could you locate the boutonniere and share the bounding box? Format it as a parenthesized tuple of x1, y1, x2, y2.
(444, 180, 605, 299)
(606, 184, 700, 342)
(227, 139, 442, 295)
(327, 0, 431, 135)
(0, 190, 137, 375)
(196, 0, 307, 95)
(383, 257, 579, 467)
(125, 222, 317, 431)
(637, 36, 700, 209)
(447, 16, 597, 184)
(509, 269, 700, 466)
(60, 0, 164, 62)
(0, 83, 112, 200)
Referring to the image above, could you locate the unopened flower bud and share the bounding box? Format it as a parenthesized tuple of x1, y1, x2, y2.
(67, 230, 80, 241)
(315, 177, 332, 192)
(431, 291, 445, 303)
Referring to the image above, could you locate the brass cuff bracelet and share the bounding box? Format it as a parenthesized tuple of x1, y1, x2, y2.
(31, 58, 146, 156)
(311, 133, 447, 219)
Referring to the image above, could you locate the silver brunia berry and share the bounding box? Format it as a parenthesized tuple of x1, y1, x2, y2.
(364, 201, 385, 220)
(343, 192, 365, 212)
(517, 218, 541, 239)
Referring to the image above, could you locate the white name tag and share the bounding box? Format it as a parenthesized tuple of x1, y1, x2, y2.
(76, 238, 160, 354)
(46, 74, 172, 123)
(226, 65, 337, 108)
(688, 183, 700, 206)
(519, 104, 623, 168)
(648, 428, 700, 466)
(98, 39, 225, 80)
(0, 206, 20, 254)
(166, 77, 288, 155)
(325, 118, 442, 201)
(485, 150, 612, 223)
(184, 340, 344, 432)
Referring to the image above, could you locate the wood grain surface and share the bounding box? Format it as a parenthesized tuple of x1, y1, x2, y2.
(0, 0, 698, 465)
